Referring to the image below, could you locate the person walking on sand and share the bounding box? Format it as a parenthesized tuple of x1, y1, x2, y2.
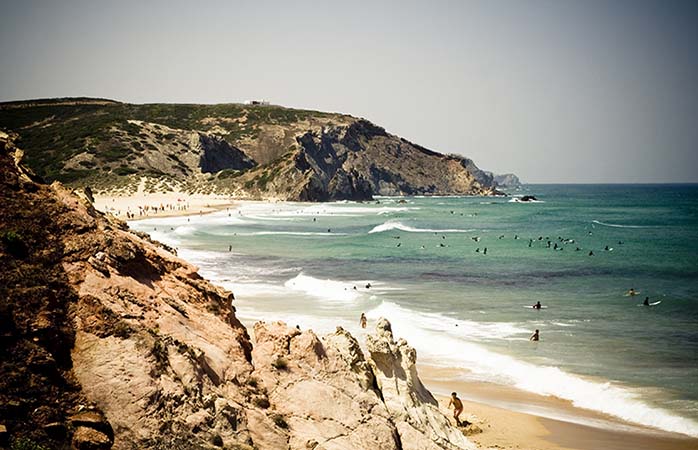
(360, 313, 367, 329)
(530, 329, 540, 341)
(448, 392, 464, 426)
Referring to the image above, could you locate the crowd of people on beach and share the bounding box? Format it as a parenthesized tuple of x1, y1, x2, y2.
(100, 199, 192, 219)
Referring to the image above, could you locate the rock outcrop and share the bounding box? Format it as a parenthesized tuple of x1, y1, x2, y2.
(493, 173, 522, 188)
(235, 121, 501, 201)
(0, 131, 474, 449)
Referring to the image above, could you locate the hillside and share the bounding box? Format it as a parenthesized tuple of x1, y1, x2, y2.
(0, 98, 502, 201)
(0, 130, 476, 449)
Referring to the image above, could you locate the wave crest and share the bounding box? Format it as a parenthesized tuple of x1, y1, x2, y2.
(368, 221, 474, 234)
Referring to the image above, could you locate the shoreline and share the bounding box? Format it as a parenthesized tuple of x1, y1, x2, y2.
(93, 191, 239, 220)
(420, 365, 697, 450)
(115, 197, 698, 449)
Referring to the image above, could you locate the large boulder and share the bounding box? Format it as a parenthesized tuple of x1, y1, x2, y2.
(367, 318, 476, 450)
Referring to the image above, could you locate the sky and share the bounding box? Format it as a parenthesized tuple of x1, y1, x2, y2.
(1, 0, 697, 183)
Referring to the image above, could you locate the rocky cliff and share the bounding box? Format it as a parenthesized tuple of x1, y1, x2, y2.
(0, 99, 505, 201)
(492, 173, 521, 188)
(0, 131, 474, 449)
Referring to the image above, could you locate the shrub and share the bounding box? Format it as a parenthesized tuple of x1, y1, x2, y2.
(10, 437, 49, 450)
(1, 230, 28, 258)
(252, 396, 270, 409)
(271, 414, 288, 429)
(271, 357, 288, 371)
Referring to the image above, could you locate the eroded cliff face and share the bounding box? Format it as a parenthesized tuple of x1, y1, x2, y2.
(0, 132, 474, 449)
(234, 120, 501, 201)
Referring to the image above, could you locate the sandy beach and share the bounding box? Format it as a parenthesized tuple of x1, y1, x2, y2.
(421, 365, 697, 450)
(93, 190, 238, 220)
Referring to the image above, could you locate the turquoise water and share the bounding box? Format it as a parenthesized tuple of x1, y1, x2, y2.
(131, 184, 698, 437)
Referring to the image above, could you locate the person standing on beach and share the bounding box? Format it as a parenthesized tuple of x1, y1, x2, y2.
(360, 313, 367, 329)
(530, 329, 540, 341)
(447, 392, 464, 426)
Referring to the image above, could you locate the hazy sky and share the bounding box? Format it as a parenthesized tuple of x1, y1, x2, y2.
(1, 0, 697, 183)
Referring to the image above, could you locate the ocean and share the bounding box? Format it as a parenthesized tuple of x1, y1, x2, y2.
(130, 184, 698, 438)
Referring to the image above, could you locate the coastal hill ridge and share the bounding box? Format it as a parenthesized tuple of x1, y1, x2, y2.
(0, 98, 509, 201)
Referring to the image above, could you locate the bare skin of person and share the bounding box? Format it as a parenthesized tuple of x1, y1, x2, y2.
(530, 329, 540, 341)
(360, 313, 367, 329)
(447, 392, 464, 426)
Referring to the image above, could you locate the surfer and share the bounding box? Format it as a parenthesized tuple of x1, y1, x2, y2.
(365, 283, 372, 289)
(228, 245, 232, 252)
(643, 297, 650, 306)
(447, 392, 464, 426)
(360, 313, 367, 328)
(530, 329, 540, 341)
(588, 251, 594, 256)
(533, 301, 542, 310)
(627, 288, 637, 296)
(483, 247, 487, 255)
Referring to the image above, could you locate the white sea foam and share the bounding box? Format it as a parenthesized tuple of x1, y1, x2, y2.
(365, 301, 698, 437)
(508, 197, 544, 203)
(283, 273, 366, 302)
(368, 221, 474, 234)
(173, 225, 197, 236)
(236, 231, 349, 236)
(592, 220, 650, 229)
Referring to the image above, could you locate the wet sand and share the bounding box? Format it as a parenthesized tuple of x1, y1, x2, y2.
(421, 365, 697, 450)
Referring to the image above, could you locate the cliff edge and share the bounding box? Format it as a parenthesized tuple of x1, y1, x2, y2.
(0, 131, 474, 449)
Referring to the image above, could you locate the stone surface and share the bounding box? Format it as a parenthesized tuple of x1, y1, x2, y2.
(0, 132, 475, 450)
(72, 426, 113, 450)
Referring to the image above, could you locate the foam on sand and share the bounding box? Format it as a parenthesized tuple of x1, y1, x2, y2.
(365, 301, 698, 437)
(368, 220, 474, 234)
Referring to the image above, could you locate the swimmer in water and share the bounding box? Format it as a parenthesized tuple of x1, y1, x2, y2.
(360, 313, 367, 328)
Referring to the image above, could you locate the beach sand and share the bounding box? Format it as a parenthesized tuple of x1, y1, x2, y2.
(421, 365, 698, 450)
(93, 190, 237, 220)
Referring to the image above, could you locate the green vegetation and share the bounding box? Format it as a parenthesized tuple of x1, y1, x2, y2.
(113, 166, 139, 176)
(10, 437, 49, 450)
(271, 414, 289, 429)
(271, 356, 288, 370)
(1, 230, 28, 258)
(252, 396, 270, 409)
(217, 168, 244, 179)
